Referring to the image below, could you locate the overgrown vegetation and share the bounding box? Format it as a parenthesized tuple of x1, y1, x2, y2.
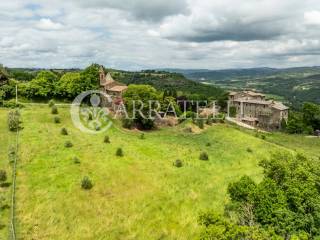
(64, 141, 73, 148)
(199, 151, 209, 161)
(7, 110, 21, 131)
(199, 152, 320, 239)
(61, 127, 68, 135)
(81, 176, 93, 190)
(116, 147, 123, 157)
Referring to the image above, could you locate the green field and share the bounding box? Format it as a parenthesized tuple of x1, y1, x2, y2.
(1, 106, 319, 239)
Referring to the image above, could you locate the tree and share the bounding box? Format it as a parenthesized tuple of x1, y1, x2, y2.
(56, 72, 82, 98)
(198, 212, 281, 240)
(79, 64, 100, 91)
(302, 102, 320, 131)
(0, 64, 9, 85)
(226, 152, 320, 238)
(286, 112, 305, 134)
(26, 71, 57, 98)
(123, 84, 160, 130)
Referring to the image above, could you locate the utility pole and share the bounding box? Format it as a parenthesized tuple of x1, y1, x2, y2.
(15, 84, 18, 104)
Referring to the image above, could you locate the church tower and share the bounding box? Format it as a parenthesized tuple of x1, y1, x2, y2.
(99, 65, 106, 86)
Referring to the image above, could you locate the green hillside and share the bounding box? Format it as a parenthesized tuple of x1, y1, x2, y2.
(111, 70, 225, 99)
(1, 106, 320, 239)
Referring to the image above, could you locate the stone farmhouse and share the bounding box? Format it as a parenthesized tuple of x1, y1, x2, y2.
(99, 66, 127, 107)
(228, 91, 289, 129)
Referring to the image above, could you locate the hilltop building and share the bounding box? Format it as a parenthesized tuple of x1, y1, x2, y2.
(99, 66, 127, 107)
(99, 66, 127, 97)
(228, 91, 289, 129)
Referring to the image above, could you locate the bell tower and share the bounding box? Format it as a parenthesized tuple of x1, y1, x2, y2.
(99, 65, 105, 86)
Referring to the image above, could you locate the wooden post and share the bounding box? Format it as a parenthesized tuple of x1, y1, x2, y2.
(15, 84, 18, 104)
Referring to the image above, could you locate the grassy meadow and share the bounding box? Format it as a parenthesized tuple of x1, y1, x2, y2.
(0, 105, 318, 239)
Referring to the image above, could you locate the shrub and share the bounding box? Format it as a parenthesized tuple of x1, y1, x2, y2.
(206, 118, 213, 126)
(199, 151, 209, 161)
(95, 125, 101, 131)
(64, 141, 73, 148)
(104, 135, 110, 143)
(139, 133, 145, 139)
(116, 147, 123, 157)
(173, 159, 183, 168)
(197, 119, 204, 129)
(8, 110, 21, 131)
(3, 100, 24, 108)
(206, 142, 211, 147)
(8, 146, 16, 164)
(61, 127, 68, 135)
(122, 118, 134, 129)
(247, 147, 253, 153)
(48, 99, 55, 107)
(261, 135, 266, 140)
(51, 105, 58, 114)
(88, 112, 93, 121)
(73, 157, 80, 164)
(0, 170, 7, 182)
(53, 116, 60, 123)
(81, 176, 93, 190)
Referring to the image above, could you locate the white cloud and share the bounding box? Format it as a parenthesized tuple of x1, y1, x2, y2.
(304, 11, 320, 25)
(0, 0, 320, 69)
(36, 18, 63, 30)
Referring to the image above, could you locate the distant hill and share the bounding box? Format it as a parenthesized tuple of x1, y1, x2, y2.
(160, 67, 320, 81)
(110, 70, 226, 99)
(161, 66, 320, 107)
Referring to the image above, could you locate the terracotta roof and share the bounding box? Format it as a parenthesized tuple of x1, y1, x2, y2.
(271, 102, 289, 111)
(244, 91, 265, 97)
(109, 85, 128, 92)
(234, 99, 272, 105)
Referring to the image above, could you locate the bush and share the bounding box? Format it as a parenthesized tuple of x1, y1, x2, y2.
(64, 141, 73, 148)
(0, 170, 7, 182)
(199, 151, 209, 161)
(81, 176, 93, 190)
(53, 116, 60, 123)
(116, 147, 123, 157)
(206, 142, 211, 147)
(173, 159, 183, 168)
(73, 157, 80, 164)
(247, 147, 253, 153)
(196, 119, 204, 129)
(8, 146, 16, 164)
(3, 100, 24, 108)
(51, 105, 58, 114)
(61, 127, 68, 135)
(261, 135, 266, 140)
(122, 118, 134, 129)
(48, 99, 55, 107)
(139, 133, 145, 139)
(104, 135, 110, 143)
(8, 110, 21, 131)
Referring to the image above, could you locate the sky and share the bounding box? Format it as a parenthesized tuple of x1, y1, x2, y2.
(0, 0, 320, 70)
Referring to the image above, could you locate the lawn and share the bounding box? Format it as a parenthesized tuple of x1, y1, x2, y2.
(0, 109, 16, 239)
(0, 105, 296, 239)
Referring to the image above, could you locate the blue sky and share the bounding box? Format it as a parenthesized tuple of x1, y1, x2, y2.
(0, 0, 320, 70)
